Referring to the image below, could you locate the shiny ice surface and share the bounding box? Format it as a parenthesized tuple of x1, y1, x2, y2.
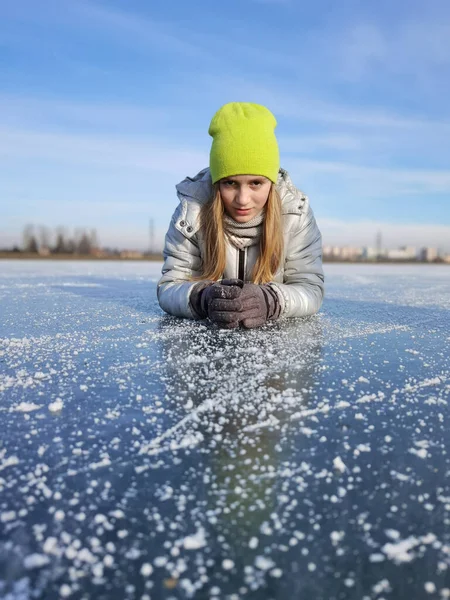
(0, 261, 449, 599)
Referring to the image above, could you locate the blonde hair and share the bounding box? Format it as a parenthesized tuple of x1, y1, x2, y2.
(195, 183, 283, 284)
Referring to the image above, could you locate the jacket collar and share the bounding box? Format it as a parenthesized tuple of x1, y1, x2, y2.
(174, 167, 306, 239)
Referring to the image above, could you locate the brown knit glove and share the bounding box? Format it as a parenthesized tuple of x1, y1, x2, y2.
(209, 280, 281, 329)
(189, 281, 242, 320)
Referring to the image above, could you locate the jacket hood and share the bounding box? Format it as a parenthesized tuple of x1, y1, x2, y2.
(176, 167, 306, 215)
(176, 168, 213, 205)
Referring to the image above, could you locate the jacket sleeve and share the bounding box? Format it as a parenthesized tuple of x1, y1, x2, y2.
(269, 200, 325, 318)
(157, 203, 203, 319)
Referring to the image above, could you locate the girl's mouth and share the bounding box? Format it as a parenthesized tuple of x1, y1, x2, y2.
(235, 208, 251, 214)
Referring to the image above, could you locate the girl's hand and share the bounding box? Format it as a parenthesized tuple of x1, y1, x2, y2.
(190, 281, 241, 320)
(206, 282, 243, 328)
(210, 281, 281, 329)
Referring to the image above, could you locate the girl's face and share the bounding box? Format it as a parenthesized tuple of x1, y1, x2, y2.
(219, 175, 272, 223)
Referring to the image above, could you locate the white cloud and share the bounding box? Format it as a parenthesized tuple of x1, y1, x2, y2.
(0, 94, 182, 132)
(199, 73, 450, 136)
(336, 23, 388, 80)
(331, 14, 450, 84)
(278, 134, 362, 152)
(9, 0, 204, 60)
(75, 2, 204, 58)
(290, 158, 450, 195)
(0, 127, 207, 175)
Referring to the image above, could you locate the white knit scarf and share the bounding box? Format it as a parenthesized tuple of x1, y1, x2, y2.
(223, 212, 264, 250)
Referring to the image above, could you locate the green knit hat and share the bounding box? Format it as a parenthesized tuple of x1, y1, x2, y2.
(208, 102, 280, 184)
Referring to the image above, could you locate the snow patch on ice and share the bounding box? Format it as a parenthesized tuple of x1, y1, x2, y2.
(183, 528, 206, 550)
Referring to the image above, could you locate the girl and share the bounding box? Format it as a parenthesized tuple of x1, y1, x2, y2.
(157, 102, 324, 329)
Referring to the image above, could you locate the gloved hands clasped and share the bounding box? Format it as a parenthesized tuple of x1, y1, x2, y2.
(190, 279, 281, 329)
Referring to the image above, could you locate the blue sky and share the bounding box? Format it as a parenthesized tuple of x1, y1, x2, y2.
(1, 0, 450, 251)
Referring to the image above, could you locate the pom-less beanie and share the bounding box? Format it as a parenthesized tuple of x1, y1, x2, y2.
(208, 102, 280, 184)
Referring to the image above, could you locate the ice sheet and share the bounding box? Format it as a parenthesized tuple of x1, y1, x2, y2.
(0, 261, 449, 599)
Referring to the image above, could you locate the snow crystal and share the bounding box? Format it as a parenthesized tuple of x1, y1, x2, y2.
(335, 401, 350, 409)
(369, 553, 385, 563)
(0, 455, 19, 471)
(372, 579, 391, 595)
(270, 568, 283, 578)
(77, 548, 96, 564)
(48, 398, 64, 413)
(43, 537, 59, 555)
(13, 402, 42, 413)
(183, 528, 206, 550)
(254, 556, 275, 571)
(333, 456, 346, 473)
(409, 447, 428, 459)
(59, 584, 72, 597)
(356, 443, 371, 452)
(23, 553, 50, 569)
(425, 582, 436, 593)
(0, 511, 16, 523)
(382, 537, 419, 563)
(103, 555, 114, 567)
(330, 531, 345, 545)
(92, 563, 104, 578)
(140, 563, 153, 577)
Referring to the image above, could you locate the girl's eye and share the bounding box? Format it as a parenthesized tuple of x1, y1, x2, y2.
(222, 180, 263, 187)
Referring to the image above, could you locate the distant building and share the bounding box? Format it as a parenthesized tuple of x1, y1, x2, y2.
(322, 243, 449, 263)
(323, 246, 362, 260)
(387, 246, 417, 261)
(322, 246, 341, 259)
(91, 249, 109, 258)
(361, 247, 379, 260)
(419, 247, 438, 262)
(339, 246, 362, 260)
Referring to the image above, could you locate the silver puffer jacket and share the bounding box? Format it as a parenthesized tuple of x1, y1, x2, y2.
(157, 167, 324, 319)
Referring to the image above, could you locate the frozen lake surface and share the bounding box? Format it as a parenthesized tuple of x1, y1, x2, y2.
(1, 260, 449, 600)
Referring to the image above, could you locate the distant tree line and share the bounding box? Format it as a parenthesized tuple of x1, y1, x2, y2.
(22, 225, 99, 255)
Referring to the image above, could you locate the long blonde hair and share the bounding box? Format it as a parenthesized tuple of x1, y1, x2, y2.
(195, 183, 283, 284)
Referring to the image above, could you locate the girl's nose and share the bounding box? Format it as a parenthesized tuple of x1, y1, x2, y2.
(236, 190, 251, 206)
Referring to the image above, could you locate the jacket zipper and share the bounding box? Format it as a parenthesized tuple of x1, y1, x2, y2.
(238, 248, 246, 281)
